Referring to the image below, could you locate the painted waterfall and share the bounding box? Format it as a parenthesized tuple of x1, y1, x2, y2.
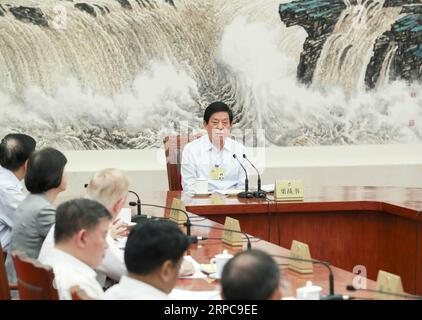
(0, 0, 421, 149)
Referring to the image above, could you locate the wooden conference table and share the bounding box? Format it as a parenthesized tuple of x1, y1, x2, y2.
(139, 186, 422, 297)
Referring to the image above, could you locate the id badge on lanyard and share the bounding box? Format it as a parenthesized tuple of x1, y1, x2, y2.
(211, 165, 225, 180)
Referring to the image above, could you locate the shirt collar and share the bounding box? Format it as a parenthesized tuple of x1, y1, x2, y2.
(50, 247, 98, 279)
(0, 165, 22, 190)
(202, 135, 233, 152)
(119, 275, 168, 299)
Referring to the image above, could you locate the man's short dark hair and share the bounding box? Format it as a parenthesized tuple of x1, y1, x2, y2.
(203, 101, 233, 124)
(124, 220, 190, 275)
(0, 133, 36, 171)
(221, 249, 280, 300)
(25, 147, 67, 194)
(54, 198, 112, 243)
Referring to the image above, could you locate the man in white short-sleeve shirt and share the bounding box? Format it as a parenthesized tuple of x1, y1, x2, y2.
(40, 198, 111, 300)
(181, 101, 247, 193)
(104, 220, 189, 300)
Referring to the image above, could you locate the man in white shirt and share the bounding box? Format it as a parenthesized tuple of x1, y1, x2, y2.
(39, 168, 129, 284)
(40, 198, 112, 300)
(104, 219, 190, 300)
(181, 101, 247, 193)
(0, 133, 36, 250)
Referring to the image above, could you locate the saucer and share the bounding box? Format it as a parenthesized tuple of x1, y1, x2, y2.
(209, 273, 221, 280)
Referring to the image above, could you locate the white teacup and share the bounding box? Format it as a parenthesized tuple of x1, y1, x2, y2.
(210, 250, 233, 278)
(117, 208, 132, 224)
(296, 281, 322, 300)
(195, 179, 208, 194)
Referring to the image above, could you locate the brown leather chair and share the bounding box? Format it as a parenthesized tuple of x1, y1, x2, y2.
(11, 251, 59, 300)
(163, 134, 202, 191)
(0, 248, 11, 300)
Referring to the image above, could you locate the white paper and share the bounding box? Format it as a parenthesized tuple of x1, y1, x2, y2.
(214, 189, 242, 195)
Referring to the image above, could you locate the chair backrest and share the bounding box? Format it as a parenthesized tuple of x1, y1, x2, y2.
(11, 251, 59, 300)
(163, 134, 202, 191)
(0, 248, 11, 300)
(70, 285, 94, 300)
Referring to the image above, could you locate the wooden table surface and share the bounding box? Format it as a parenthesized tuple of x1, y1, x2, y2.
(136, 186, 422, 298)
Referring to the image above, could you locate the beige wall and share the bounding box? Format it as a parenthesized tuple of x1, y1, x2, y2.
(58, 143, 422, 201)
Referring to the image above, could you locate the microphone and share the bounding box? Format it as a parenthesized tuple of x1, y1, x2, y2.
(272, 254, 343, 300)
(346, 285, 422, 300)
(128, 190, 141, 216)
(188, 222, 252, 250)
(129, 202, 192, 236)
(242, 154, 266, 198)
(232, 154, 254, 199)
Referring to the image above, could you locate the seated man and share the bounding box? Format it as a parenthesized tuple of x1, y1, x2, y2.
(39, 168, 129, 284)
(0, 133, 36, 250)
(221, 249, 282, 300)
(39, 168, 194, 285)
(181, 101, 246, 193)
(40, 198, 111, 300)
(104, 220, 190, 300)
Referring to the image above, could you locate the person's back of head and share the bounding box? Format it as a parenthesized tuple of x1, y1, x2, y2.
(85, 168, 129, 216)
(221, 249, 281, 300)
(0, 133, 36, 172)
(124, 220, 190, 293)
(54, 198, 112, 268)
(25, 147, 67, 194)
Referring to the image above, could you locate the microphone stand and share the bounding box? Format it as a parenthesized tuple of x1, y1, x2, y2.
(346, 285, 422, 300)
(242, 154, 267, 198)
(128, 190, 141, 216)
(273, 254, 344, 300)
(188, 222, 252, 250)
(129, 202, 192, 236)
(232, 154, 254, 199)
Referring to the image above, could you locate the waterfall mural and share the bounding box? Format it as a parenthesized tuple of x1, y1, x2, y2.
(0, 0, 420, 149)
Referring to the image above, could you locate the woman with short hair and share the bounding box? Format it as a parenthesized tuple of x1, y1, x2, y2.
(10, 147, 67, 259)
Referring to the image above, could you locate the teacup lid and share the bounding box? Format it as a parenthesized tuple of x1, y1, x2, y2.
(297, 281, 322, 293)
(216, 249, 233, 258)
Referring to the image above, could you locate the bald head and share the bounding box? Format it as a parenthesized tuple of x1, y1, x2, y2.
(221, 249, 281, 300)
(0, 133, 36, 172)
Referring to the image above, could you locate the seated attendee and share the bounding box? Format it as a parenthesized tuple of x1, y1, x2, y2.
(10, 147, 67, 259)
(104, 220, 190, 300)
(40, 198, 111, 300)
(221, 249, 281, 300)
(0, 133, 36, 250)
(181, 101, 246, 193)
(39, 168, 129, 283)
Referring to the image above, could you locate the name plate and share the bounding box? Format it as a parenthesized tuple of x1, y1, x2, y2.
(222, 217, 243, 247)
(375, 270, 404, 300)
(275, 180, 304, 201)
(288, 240, 313, 274)
(168, 198, 187, 225)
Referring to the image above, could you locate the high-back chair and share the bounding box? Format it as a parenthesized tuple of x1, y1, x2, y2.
(11, 251, 59, 300)
(163, 134, 202, 191)
(70, 285, 94, 300)
(0, 248, 11, 300)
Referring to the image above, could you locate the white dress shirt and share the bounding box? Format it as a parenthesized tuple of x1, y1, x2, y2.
(39, 247, 104, 300)
(38, 225, 126, 284)
(0, 166, 25, 250)
(181, 135, 247, 193)
(103, 275, 168, 300)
